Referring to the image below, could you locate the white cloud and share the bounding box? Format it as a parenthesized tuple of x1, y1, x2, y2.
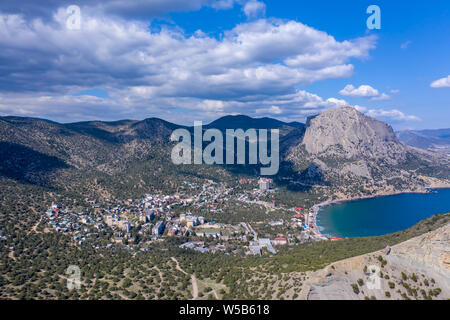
(430, 75, 450, 88)
(255, 105, 282, 115)
(98, 0, 236, 18)
(0, 11, 377, 122)
(325, 97, 348, 106)
(1, 90, 422, 126)
(0, 93, 128, 122)
(339, 84, 379, 97)
(371, 93, 390, 101)
(390, 89, 400, 94)
(353, 105, 367, 112)
(242, 1, 266, 19)
(327, 105, 420, 123)
(340, 84, 391, 101)
(0, 0, 237, 20)
(0, 14, 376, 95)
(366, 109, 420, 121)
(0, 88, 352, 124)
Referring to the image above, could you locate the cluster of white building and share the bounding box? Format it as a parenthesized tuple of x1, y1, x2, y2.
(105, 214, 131, 232)
(179, 213, 205, 227)
(258, 178, 272, 191)
(152, 221, 165, 235)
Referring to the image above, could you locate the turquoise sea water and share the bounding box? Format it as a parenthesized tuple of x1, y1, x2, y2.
(316, 188, 450, 238)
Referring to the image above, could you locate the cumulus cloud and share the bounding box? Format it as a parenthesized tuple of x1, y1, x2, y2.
(353, 105, 367, 113)
(255, 105, 282, 115)
(339, 84, 391, 101)
(1, 89, 421, 125)
(242, 1, 266, 19)
(339, 84, 379, 97)
(0, 13, 375, 95)
(366, 109, 420, 121)
(430, 75, 450, 88)
(0, 8, 377, 122)
(0, 0, 236, 20)
(371, 93, 390, 101)
(0, 93, 128, 122)
(0, 89, 352, 124)
(332, 105, 419, 123)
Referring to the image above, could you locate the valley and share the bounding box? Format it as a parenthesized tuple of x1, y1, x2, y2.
(0, 106, 449, 300)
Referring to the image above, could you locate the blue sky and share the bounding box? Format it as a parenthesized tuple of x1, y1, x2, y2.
(0, 0, 448, 129)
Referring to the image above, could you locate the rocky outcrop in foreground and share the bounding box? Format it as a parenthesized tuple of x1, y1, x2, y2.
(300, 223, 450, 300)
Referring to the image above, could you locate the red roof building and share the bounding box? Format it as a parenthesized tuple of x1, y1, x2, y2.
(273, 237, 287, 245)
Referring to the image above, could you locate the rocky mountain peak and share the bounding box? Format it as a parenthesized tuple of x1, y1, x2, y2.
(301, 106, 403, 159)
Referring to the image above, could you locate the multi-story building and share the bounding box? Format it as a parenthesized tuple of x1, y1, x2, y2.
(258, 238, 276, 254)
(185, 215, 198, 228)
(258, 178, 270, 191)
(152, 221, 165, 235)
(168, 226, 178, 236)
(140, 211, 155, 223)
(119, 220, 131, 232)
(105, 214, 119, 227)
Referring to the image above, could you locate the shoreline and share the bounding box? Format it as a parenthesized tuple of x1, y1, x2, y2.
(309, 185, 450, 240)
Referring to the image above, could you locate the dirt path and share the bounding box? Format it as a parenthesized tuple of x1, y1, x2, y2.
(211, 288, 219, 300)
(191, 274, 199, 300)
(154, 266, 163, 283)
(171, 257, 186, 275)
(8, 250, 16, 261)
(28, 208, 42, 235)
(31, 215, 42, 233)
(171, 257, 198, 300)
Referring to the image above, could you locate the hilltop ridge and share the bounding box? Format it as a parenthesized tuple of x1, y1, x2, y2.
(0, 107, 449, 199)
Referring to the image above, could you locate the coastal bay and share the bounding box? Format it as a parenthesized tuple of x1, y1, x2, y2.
(316, 188, 450, 238)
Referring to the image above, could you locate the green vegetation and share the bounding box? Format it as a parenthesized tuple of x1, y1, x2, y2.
(1, 175, 448, 300)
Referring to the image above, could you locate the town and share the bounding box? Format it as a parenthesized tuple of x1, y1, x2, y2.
(43, 177, 336, 256)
